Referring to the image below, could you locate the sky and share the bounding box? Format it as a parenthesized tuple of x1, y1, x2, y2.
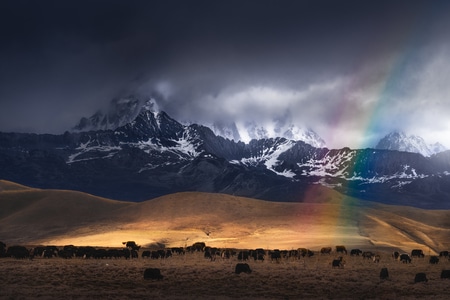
(1, 0, 450, 149)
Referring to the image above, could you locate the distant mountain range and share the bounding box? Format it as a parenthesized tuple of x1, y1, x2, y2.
(73, 96, 446, 156)
(1, 96, 450, 209)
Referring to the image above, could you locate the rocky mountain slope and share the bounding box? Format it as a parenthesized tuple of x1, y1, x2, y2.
(1, 99, 450, 209)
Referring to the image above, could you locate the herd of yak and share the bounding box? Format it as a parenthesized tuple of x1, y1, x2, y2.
(1, 240, 450, 281)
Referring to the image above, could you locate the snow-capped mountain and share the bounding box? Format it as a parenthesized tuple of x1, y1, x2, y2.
(207, 120, 326, 148)
(76, 96, 327, 149)
(375, 131, 447, 157)
(430, 142, 447, 154)
(72, 96, 160, 132)
(279, 124, 326, 148)
(1, 98, 450, 209)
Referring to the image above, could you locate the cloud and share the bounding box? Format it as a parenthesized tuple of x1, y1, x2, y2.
(1, 0, 450, 150)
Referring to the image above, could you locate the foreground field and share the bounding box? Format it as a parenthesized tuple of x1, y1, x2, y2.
(1, 250, 450, 299)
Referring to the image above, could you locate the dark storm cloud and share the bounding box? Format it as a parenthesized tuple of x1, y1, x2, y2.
(1, 0, 450, 148)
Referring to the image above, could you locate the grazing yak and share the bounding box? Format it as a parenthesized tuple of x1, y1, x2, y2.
(144, 268, 163, 280)
(380, 268, 389, 280)
(235, 263, 252, 274)
(320, 247, 332, 255)
(221, 249, 233, 259)
(123, 241, 141, 251)
(399, 254, 412, 263)
(238, 251, 250, 261)
(146, 249, 171, 259)
(335, 246, 347, 254)
(362, 251, 375, 260)
(298, 248, 314, 257)
(373, 254, 381, 263)
(251, 249, 265, 262)
(411, 249, 424, 258)
(441, 270, 450, 279)
(269, 250, 282, 263)
(439, 251, 449, 257)
(6, 245, 29, 259)
(204, 249, 216, 261)
(33, 246, 59, 258)
(332, 257, 345, 268)
(414, 273, 428, 283)
(429, 256, 439, 264)
(392, 251, 400, 259)
(189, 242, 206, 252)
(59, 245, 77, 259)
(350, 249, 362, 256)
(141, 250, 151, 258)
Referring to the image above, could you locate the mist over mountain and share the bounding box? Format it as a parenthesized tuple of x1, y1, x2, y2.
(375, 131, 447, 157)
(1, 96, 450, 209)
(73, 96, 327, 148)
(72, 96, 160, 132)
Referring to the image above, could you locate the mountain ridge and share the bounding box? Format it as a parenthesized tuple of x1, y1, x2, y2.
(73, 96, 327, 148)
(1, 97, 450, 209)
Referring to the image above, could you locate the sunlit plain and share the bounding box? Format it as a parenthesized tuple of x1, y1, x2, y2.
(1, 180, 449, 253)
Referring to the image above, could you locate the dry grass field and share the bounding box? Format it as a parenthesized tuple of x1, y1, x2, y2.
(1, 180, 450, 299)
(1, 250, 450, 299)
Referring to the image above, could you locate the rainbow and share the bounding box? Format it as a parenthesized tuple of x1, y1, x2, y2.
(294, 7, 433, 249)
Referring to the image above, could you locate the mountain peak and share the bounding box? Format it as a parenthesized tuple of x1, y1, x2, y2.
(72, 96, 159, 132)
(375, 131, 446, 156)
(141, 98, 160, 114)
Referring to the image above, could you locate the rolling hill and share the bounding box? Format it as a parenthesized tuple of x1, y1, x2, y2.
(1, 180, 449, 254)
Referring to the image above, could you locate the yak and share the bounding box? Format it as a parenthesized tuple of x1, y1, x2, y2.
(350, 249, 362, 256)
(320, 247, 332, 254)
(332, 257, 345, 268)
(235, 263, 252, 274)
(414, 273, 428, 283)
(400, 253, 412, 263)
(411, 249, 424, 258)
(123, 241, 140, 251)
(251, 249, 265, 262)
(298, 248, 314, 257)
(380, 268, 389, 280)
(439, 251, 449, 257)
(335, 246, 347, 254)
(392, 251, 400, 259)
(190, 242, 206, 252)
(144, 268, 163, 280)
(362, 251, 374, 259)
(269, 250, 281, 262)
(429, 256, 439, 264)
(6, 245, 29, 259)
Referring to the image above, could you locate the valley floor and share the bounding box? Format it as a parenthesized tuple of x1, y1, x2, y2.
(1, 250, 450, 299)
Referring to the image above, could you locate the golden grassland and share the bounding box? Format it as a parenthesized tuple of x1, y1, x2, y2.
(1, 250, 450, 299)
(1, 180, 449, 253)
